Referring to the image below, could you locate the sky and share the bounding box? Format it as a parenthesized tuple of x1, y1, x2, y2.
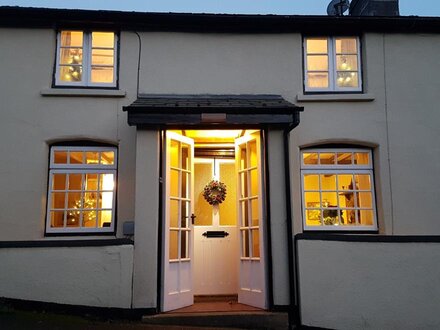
(0, 0, 439, 16)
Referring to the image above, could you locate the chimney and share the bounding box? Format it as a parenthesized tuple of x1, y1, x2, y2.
(349, 0, 400, 16)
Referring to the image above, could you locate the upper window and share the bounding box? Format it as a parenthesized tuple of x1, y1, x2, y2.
(46, 146, 117, 234)
(304, 37, 361, 92)
(55, 31, 117, 87)
(301, 149, 377, 231)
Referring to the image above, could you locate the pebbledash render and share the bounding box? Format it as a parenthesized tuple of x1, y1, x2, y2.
(0, 2, 439, 329)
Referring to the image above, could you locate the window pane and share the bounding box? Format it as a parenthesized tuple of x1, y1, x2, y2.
(181, 201, 189, 228)
(91, 67, 114, 83)
(306, 38, 327, 53)
(84, 192, 97, 209)
(181, 231, 188, 258)
(68, 174, 82, 190)
(85, 152, 99, 165)
(241, 200, 249, 227)
(336, 55, 358, 71)
(339, 192, 355, 208)
(307, 72, 329, 88)
(51, 192, 65, 209)
(249, 140, 257, 167)
(320, 153, 335, 165)
(358, 192, 373, 208)
(341, 209, 356, 225)
(194, 163, 213, 226)
(303, 153, 318, 165)
(240, 146, 247, 169)
(359, 210, 374, 226)
(354, 152, 369, 165)
(250, 169, 258, 196)
(219, 162, 237, 226)
(320, 174, 336, 191)
(60, 48, 83, 65)
(337, 153, 352, 165)
(181, 144, 189, 170)
(240, 172, 248, 198)
(336, 38, 357, 54)
(52, 173, 66, 190)
(338, 174, 354, 190)
(91, 49, 114, 66)
(242, 230, 250, 257)
(251, 198, 259, 227)
(170, 140, 179, 168)
(101, 191, 113, 209)
(306, 209, 321, 226)
(252, 229, 260, 258)
(356, 174, 371, 190)
(169, 230, 178, 260)
(99, 173, 114, 191)
(84, 173, 98, 190)
(170, 199, 179, 228)
(98, 210, 112, 227)
(304, 192, 320, 206)
(92, 32, 114, 48)
(67, 192, 82, 209)
(322, 192, 337, 207)
(304, 174, 319, 190)
(59, 65, 82, 82)
(101, 151, 115, 165)
(336, 72, 359, 88)
(83, 211, 97, 227)
(51, 211, 65, 227)
(307, 55, 328, 71)
(69, 152, 83, 164)
(170, 169, 179, 198)
(54, 151, 68, 164)
(66, 213, 80, 227)
(60, 31, 83, 47)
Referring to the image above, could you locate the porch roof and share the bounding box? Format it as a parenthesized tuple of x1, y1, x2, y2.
(123, 94, 303, 130)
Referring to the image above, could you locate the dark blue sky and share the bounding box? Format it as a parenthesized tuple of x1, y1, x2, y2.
(0, 0, 439, 16)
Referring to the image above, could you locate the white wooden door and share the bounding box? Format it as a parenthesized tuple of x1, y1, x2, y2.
(193, 159, 238, 295)
(235, 132, 267, 309)
(162, 131, 194, 312)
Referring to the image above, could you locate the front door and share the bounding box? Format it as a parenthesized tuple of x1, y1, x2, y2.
(235, 132, 267, 309)
(162, 131, 194, 312)
(162, 129, 267, 311)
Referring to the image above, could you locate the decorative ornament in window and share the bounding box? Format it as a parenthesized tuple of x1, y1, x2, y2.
(203, 180, 227, 205)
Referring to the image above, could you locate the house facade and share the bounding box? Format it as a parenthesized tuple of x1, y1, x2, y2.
(0, 3, 439, 329)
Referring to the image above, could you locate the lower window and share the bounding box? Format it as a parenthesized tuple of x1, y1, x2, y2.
(46, 146, 117, 234)
(301, 149, 377, 231)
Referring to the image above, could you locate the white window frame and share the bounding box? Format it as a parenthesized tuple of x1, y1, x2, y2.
(46, 146, 117, 234)
(301, 148, 377, 231)
(54, 31, 118, 88)
(304, 36, 362, 93)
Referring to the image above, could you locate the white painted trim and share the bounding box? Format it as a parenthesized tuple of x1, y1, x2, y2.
(296, 93, 375, 102)
(40, 88, 126, 97)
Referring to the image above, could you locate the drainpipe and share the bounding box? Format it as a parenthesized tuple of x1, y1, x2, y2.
(283, 111, 301, 327)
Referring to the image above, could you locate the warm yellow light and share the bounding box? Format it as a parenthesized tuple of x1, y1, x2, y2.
(64, 73, 72, 81)
(73, 55, 80, 62)
(345, 77, 352, 82)
(338, 77, 344, 83)
(341, 62, 347, 70)
(72, 71, 79, 78)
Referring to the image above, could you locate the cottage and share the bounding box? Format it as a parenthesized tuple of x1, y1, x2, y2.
(0, 1, 439, 328)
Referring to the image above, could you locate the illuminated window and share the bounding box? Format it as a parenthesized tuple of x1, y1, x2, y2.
(304, 37, 361, 92)
(46, 146, 117, 234)
(301, 149, 377, 231)
(55, 31, 117, 87)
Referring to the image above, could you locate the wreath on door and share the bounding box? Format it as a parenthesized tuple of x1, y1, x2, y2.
(203, 180, 227, 205)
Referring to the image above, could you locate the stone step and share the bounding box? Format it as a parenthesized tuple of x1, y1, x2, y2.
(142, 311, 289, 329)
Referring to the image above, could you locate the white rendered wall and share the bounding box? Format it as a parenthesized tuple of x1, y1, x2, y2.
(297, 239, 440, 329)
(0, 245, 134, 308)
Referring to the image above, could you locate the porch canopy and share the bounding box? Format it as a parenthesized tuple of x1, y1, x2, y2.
(123, 94, 303, 130)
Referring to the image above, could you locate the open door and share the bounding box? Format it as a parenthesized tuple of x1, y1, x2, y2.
(162, 131, 194, 312)
(235, 131, 267, 309)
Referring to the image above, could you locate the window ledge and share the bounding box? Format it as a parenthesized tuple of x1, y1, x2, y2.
(41, 88, 126, 98)
(296, 93, 375, 102)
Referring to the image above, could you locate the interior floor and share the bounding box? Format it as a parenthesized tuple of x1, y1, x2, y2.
(167, 295, 262, 314)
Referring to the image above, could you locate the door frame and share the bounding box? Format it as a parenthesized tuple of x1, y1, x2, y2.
(157, 128, 274, 312)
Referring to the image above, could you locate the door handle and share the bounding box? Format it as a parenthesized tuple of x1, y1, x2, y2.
(190, 213, 196, 225)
